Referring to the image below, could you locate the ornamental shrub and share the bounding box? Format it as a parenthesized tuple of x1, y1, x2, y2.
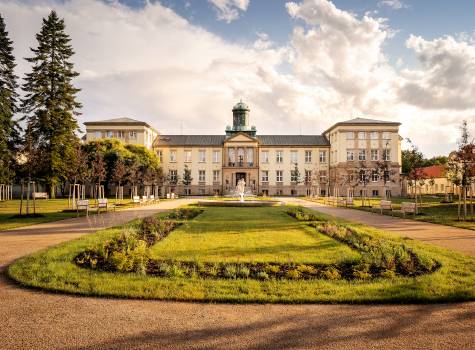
(319, 266, 341, 280)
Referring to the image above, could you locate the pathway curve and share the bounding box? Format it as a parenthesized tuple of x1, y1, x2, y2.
(0, 198, 474, 349)
(284, 198, 475, 256)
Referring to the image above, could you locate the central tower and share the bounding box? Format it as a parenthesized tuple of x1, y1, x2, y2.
(225, 100, 256, 137)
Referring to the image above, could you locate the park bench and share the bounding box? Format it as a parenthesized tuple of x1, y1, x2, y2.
(133, 196, 141, 206)
(97, 198, 114, 212)
(76, 200, 90, 217)
(141, 196, 148, 205)
(337, 198, 348, 207)
(325, 196, 338, 206)
(373, 200, 393, 215)
(346, 197, 354, 206)
(33, 192, 49, 199)
(401, 202, 416, 217)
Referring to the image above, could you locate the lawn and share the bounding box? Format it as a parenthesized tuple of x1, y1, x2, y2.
(308, 196, 475, 231)
(150, 207, 360, 264)
(0, 198, 136, 231)
(8, 205, 475, 303)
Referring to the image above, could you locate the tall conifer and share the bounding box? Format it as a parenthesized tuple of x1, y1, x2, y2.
(21, 10, 81, 198)
(0, 14, 20, 183)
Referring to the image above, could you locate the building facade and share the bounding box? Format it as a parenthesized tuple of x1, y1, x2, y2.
(153, 101, 403, 197)
(84, 117, 159, 149)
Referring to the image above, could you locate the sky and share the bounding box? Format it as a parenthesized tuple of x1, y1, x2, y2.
(1, 0, 475, 157)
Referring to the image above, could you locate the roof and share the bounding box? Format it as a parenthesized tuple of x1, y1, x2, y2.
(84, 117, 155, 130)
(257, 135, 329, 146)
(417, 165, 446, 179)
(156, 134, 330, 147)
(324, 117, 401, 134)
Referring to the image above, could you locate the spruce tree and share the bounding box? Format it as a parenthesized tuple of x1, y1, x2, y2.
(21, 10, 81, 198)
(0, 14, 20, 183)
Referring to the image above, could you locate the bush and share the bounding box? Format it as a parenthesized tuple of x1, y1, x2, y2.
(256, 271, 269, 280)
(264, 264, 280, 274)
(236, 266, 250, 278)
(319, 267, 341, 280)
(379, 269, 396, 279)
(285, 269, 301, 280)
(223, 265, 238, 279)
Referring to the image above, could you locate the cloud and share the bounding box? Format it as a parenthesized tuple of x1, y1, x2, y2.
(208, 0, 249, 23)
(1, 0, 474, 156)
(399, 35, 475, 110)
(378, 0, 408, 10)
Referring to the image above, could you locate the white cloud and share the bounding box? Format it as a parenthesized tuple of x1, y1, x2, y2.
(378, 0, 408, 10)
(208, 0, 249, 23)
(1, 0, 474, 156)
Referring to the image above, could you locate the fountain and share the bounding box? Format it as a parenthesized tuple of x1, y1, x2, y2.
(198, 178, 282, 207)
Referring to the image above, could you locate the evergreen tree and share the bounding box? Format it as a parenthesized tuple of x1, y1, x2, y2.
(0, 14, 20, 183)
(21, 10, 81, 198)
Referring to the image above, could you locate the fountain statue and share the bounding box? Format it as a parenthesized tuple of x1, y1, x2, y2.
(237, 178, 246, 202)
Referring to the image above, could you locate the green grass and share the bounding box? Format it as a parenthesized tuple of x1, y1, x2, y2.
(150, 207, 360, 264)
(0, 198, 136, 231)
(309, 196, 475, 231)
(7, 205, 475, 303)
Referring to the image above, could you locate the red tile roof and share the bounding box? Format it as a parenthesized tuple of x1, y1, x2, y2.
(417, 165, 446, 179)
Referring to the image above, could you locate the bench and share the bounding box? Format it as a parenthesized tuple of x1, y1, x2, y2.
(76, 200, 90, 216)
(401, 202, 416, 217)
(373, 200, 393, 215)
(337, 198, 348, 207)
(33, 192, 49, 199)
(133, 196, 141, 205)
(325, 196, 338, 206)
(346, 197, 354, 206)
(97, 198, 114, 212)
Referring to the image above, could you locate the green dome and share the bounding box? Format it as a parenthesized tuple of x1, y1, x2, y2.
(232, 100, 250, 111)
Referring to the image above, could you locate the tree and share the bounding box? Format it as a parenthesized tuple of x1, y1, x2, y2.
(446, 121, 475, 221)
(0, 14, 20, 184)
(90, 151, 106, 199)
(111, 157, 126, 202)
(404, 139, 426, 214)
(374, 160, 397, 199)
(356, 162, 372, 206)
(182, 165, 192, 195)
(21, 10, 81, 198)
(291, 163, 302, 185)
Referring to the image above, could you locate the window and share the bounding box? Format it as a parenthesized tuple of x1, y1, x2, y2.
(359, 170, 366, 183)
(383, 149, 391, 161)
(228, 148, 235, 163)
(371, 149, 378, 161)
(169, 170, 177, 182)
(383, 170, 390, 182)
(261, 170, 269, 182)
(382, 132, 391, 140)
(358, 131, 366, 140)
(213, 170, 220, 182)
(199, 150, 206, 163)
(276, 151, 283, 163)
(369, 131, 378, 140)
(117, 131, 125, 138)
(347, 150, 354, 161)
(106, 131, 113, 138)
(199, 170, 205, 182)
(157, 150, 163, 162)
(276, 170, 283, 182)
(213, 150, 220, 163)
(247, 148, 254, 165)
(305, 170, 312, 183)
(372, 190, 379, 197)
(319, 151, 327, 163)
(358, 149, 366, 161)
(170, 150, 177, 162)
(291, 150, 298, 164)
(129, 131, 137, 139)
(94, 131, 101, 138)
(319, 170, 327, 183)
(371, 170, 379, 182)
(304, 150, 312, 163)
(261, 150, 269, 163)
(184, 150, 192, 163)
(346, 132, 354, 140)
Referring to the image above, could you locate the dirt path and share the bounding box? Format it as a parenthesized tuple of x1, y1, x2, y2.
(0, 198, 474, 349)
(284, 198, 475, 256)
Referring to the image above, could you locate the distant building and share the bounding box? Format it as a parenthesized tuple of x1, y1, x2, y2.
(153, 101, 403, 197)
(83, 117, 159, 149)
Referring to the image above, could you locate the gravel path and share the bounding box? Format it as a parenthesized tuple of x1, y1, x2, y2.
(283, 198, 475, 256)
(0, 198, 474, 349)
